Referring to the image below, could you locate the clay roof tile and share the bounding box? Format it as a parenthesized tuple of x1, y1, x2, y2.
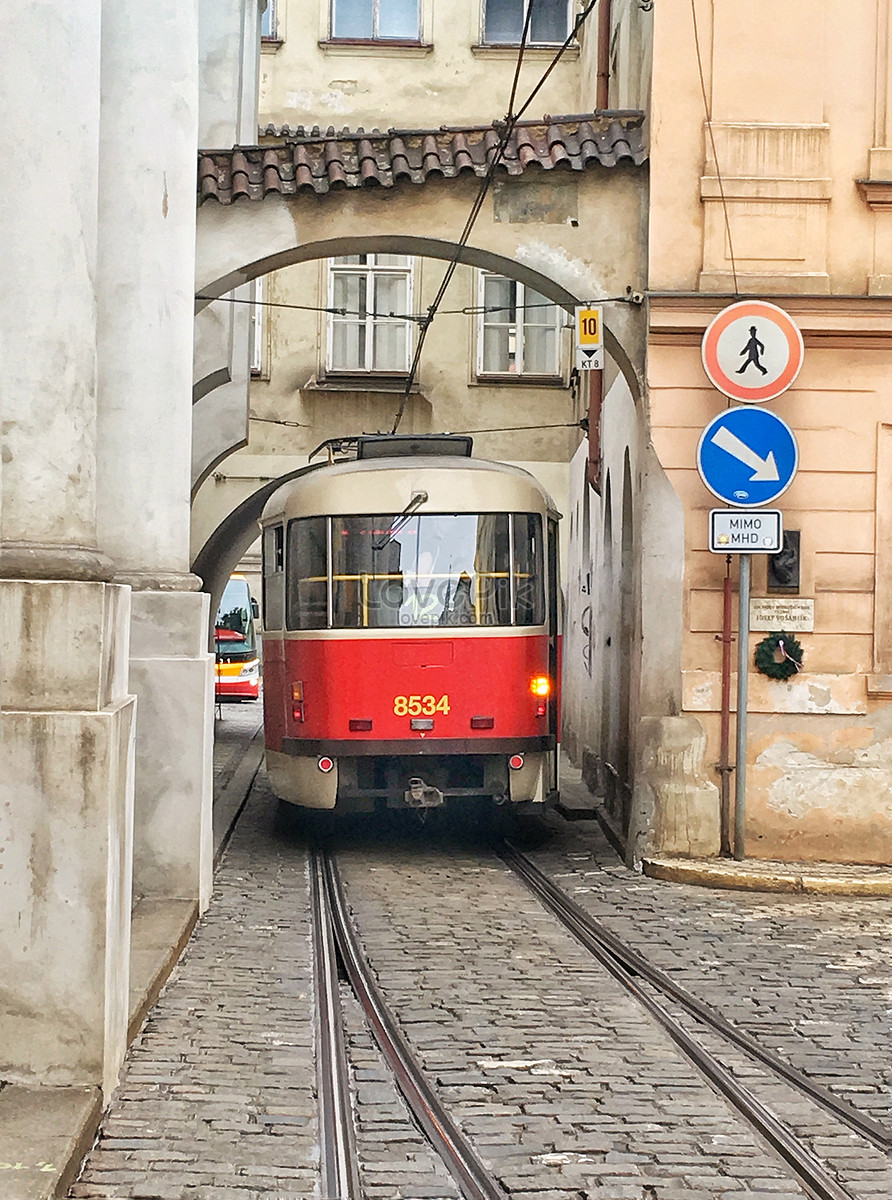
(199, 113, 647, 203)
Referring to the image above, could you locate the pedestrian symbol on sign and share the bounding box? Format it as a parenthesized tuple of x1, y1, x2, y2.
(737, 326, 768, 377)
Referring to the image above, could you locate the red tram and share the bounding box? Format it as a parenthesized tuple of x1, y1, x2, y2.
(260, 435, 560, 812)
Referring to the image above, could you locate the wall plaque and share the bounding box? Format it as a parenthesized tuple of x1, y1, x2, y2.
(749, 596, 814, 632)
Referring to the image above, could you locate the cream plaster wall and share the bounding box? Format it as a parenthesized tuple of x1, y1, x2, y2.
(650, 1, 888, 296)
(192, 163, 648, 564)
(259, 0, 579, 133)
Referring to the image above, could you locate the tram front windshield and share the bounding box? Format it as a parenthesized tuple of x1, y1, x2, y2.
(215, 577, 257, 656)
(286, 512, 544, 629)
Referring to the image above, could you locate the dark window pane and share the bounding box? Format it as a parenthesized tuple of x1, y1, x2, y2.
(513, 512, 545, 625)
(333, 0, 373, 38)
(484, 0, 523, 43)
(262, 525, 285, 629)
(287, 517, 328, 629)
(530, 0, 568, 43)
(378, 0, 419, 38)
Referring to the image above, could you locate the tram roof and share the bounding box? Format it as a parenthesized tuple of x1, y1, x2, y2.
(261, 455, 560, 522)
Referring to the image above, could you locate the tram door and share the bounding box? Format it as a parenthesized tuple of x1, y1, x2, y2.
(547, 516, 560, 792)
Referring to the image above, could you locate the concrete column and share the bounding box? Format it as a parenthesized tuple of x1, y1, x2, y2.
(0, 583, 136, 1097)
(96, 0, 214, 911)
(0, 0, 137, 1098)
(0, 0, 111, 581)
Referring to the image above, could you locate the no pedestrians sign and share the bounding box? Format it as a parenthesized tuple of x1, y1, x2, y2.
(701, 300, 804, 403)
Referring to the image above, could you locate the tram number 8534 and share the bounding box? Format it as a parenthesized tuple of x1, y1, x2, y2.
(393, 694, 451, 716)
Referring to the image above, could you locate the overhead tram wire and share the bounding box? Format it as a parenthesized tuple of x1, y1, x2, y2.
(390, 0, 603, 435)
(196, 291, 626, 319)
(389, 3, 536, 433)
(195, 290, 635, 320)
(690, 0, 738, 295)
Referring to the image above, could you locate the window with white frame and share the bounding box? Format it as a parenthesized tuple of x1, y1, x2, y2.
(331, 0, 421, 40)
(327, 254, 414, 374)
(477, 273, 563, 378)
(250, 275, 264, 375)
(482, 0, 571, 45)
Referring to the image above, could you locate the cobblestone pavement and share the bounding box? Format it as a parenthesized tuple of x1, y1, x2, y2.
(212, 702, 262, 796)
(525, 814, 892, 1129)
(342, 988, 462, 1199)
(71, 752, 318, 1199)
(334, 819, 814, 1200)
(70, 744, 891, 1200)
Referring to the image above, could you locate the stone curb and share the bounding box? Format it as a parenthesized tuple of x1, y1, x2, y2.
(643, 856, 892, 896)
(0, 1085, 101, 1200)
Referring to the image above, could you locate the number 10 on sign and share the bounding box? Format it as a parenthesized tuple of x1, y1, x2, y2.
(575, 305, 604, 370)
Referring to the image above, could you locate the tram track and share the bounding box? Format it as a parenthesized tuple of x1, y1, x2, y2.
(307, 830, 890, 1200)
(499, 840, 889, 1200)
(311, 847, 508, 1200)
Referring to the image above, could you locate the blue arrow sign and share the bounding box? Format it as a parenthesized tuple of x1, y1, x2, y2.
(697, 407, 798, 508)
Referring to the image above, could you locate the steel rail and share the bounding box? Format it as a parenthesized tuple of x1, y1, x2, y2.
(311, 852, 363, 1200)
(500, 843, 861, 1200)
(319, 850, 509, 1200)
(499, 842, 892, 1151)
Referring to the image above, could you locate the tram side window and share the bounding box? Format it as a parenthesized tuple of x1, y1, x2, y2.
(286, 517, 328, 630)
(262, 525, 285, 629)
(331, 517, 405, 628)
(513, 512, 545, 625)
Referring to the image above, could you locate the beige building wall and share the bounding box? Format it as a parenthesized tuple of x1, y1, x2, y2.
(193, 0, 649, 638)
(259, 0, 580, 132)
(647, 0, 892, 862)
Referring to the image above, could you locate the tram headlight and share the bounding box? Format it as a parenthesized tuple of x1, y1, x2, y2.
(239, 660, 259, 678)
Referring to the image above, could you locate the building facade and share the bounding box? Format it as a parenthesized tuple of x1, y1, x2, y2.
(644, 1, 892, 864)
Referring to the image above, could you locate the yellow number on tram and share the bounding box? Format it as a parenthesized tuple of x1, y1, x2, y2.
(393, 693, 450, 716)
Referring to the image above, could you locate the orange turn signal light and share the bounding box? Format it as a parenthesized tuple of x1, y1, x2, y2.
(530, 675, 551, 698)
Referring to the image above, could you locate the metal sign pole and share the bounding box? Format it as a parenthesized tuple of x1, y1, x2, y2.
(734, 553, 751, 860)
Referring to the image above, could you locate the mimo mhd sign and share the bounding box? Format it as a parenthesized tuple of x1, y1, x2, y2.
(709, 509, 782, 554)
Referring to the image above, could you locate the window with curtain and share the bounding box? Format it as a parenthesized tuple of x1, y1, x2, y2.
(477, 273, 563, 378)
(327, 254, 414, 374)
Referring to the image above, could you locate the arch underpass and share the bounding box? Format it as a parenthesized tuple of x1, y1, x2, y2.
(189, 117, 670, 866)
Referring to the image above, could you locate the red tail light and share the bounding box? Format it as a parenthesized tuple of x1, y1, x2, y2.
(292, 681, 304, 723)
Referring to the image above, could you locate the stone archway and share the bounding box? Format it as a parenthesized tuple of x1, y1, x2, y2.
(192, 141, 647, 492)
(193, 229, 643, 494)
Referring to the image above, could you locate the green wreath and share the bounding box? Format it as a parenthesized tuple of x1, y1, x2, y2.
(753, 630, 804, 680)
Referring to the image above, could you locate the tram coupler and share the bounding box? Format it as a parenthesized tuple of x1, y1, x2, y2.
(405, 777, 444, 808)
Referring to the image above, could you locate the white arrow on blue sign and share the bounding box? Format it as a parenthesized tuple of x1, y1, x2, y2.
(697, 406, 798, 508)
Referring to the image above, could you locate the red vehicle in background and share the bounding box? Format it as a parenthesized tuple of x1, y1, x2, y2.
(215, 574, 260, 701)
(259, 435, 560, 813)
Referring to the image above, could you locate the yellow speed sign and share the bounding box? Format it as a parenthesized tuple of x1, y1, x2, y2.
(575, 304, 603, 370)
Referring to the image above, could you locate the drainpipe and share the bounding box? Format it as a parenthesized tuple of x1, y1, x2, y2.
(716, 558, 734, 856)
(585, 0, 611, 491)
(586, 369, 603, 491)
(596, 0, 612, 110)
